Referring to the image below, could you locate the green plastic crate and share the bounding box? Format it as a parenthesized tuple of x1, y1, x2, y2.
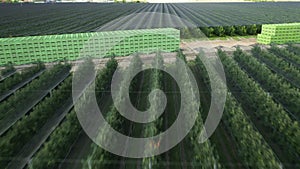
(0, 28, 180, 65)
(257, 23, 300, 44)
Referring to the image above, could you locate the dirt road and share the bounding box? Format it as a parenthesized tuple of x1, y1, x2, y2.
(1, 37, 258, 71)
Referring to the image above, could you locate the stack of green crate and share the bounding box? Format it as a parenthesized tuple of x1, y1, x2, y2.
(0, 28, 180, 66)
(257, 23, 300, 44)
(107, 29, 179, 56)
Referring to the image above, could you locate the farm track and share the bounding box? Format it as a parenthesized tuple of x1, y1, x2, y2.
(170, 74, 188, 169)
(161, 69, 186, 169)
(0, 69, 45, 103)
(133, 71, 153, 169)
(120, 71, 147, 169)
(0, 70, 70, 136)
(162, 74, 170, 169)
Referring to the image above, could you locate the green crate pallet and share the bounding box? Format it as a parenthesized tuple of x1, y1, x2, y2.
(257, 23, 300, 44)
(0, 28, 180, 65)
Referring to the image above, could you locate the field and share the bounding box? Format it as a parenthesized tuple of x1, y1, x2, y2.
(1, 3, 300, 37)
(0, 2, 300, 169)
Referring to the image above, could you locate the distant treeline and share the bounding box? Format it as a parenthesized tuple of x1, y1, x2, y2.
(181, 24, 261, 39)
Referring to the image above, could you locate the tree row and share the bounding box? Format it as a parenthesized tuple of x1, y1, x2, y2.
(269, 45, 300, 68)
(194, 53, 281, 168)
(0, 63, 71, 127)
(0, 70, 72, 168)
(0, 62, 45, 96)
(218, 50, 300, 162)
(253, 45, 300, 88)
(234, 47, 300, 120)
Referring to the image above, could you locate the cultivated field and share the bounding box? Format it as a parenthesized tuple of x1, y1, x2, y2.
(1, 3, 300, 37)
(0, 2, 299, 169)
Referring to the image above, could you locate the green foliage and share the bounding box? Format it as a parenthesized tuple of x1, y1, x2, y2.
(247, 46, 300, 117)
(224, 94, 281, 168)
(218, 50, 300, 158)
(198, 25, 258, 38)
(1, 62, 15, 76)
(83, 56, 140, 169)
(287, 44, 300, 58)
(246, 24, 258, 35)
(0, 63, 45, 96)
(142, 52, 164, 169)
(224, 26, 236, 36)
(0, 68, 72, 167)
(177, 49, 187, 63)
(271, 44, 300, 67)
(257, 24, 262, 34)
(127, 54, 143, 92)
(189, 28, 205, 39)
(235, 25, 247, 36)
(83, 107, 121, 169)
(213, 26, 225, 37)
(29, 58, 118, 169)
(197, 52, 281, 168)
(185, 54, 221, 169)
(259, 45, 300, 87)
(29, 110, 81, 169)
(95, 57, 118, 98)
(201, 27, 214, 37)
(0, 64, 70, 122)
(181, 27, 192, 39)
